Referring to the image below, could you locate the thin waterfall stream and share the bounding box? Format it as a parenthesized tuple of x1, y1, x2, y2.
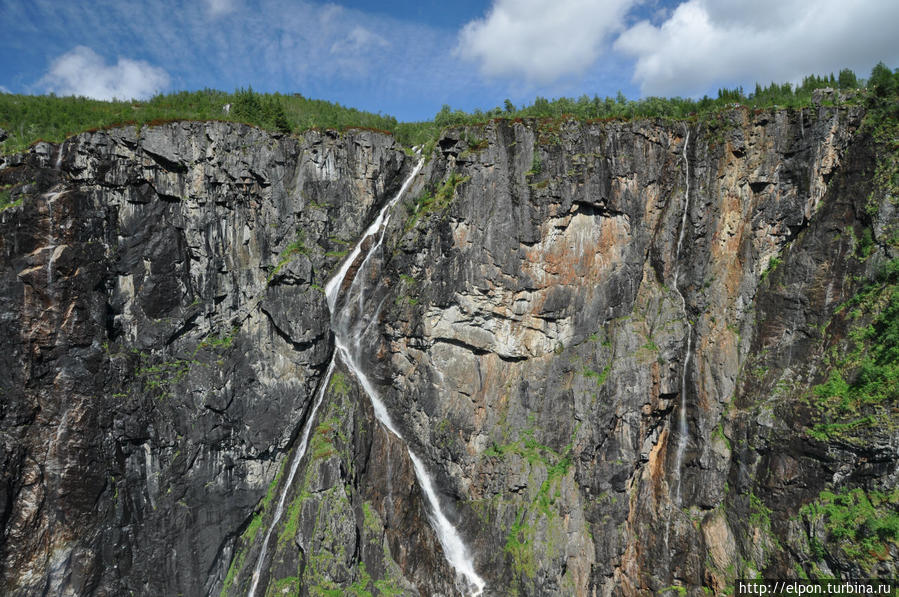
(246, 359, 336, 597)
(248, 158, 485, 596)
(671, 127, 692, 507)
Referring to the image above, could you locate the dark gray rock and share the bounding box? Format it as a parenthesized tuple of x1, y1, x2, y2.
(1, 106, 895, 597)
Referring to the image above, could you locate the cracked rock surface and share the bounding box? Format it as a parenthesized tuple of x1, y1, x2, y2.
(1, 107, 896, 596)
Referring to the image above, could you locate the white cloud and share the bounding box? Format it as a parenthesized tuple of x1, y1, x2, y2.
(615, 0, 899, 97)
(455, 0, 637, 85)
(327, 26, 392, 76)
(330, 26, 389, 55)
(204, 0, 237, 16)
(39, 46, 170, 100)
(0, 85, 10, 94)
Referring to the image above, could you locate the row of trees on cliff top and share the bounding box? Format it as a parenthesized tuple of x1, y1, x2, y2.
(1, 63, 897, 154)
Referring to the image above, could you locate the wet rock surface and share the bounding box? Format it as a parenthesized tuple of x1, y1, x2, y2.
(1, 108, 896, 596)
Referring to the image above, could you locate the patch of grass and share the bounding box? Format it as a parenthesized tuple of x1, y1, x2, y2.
(504, 510, 537, 578)
(760, 256, 782, 281)
(711, 423, 732, 451)
(0, 184, 24, 211)
(748, 492, 772, 528)
(268, 230, 308, 282)
(800, 486, 899, 569)
(581, 364, 611, 386)
(486, 426, 578, 579)
(856, 227, 875, 259)
(404, 171, 470, 231)
(220, 455, 289, 596)
(278, 489, 310, 547)
(526, 150, 541, 177)
(328, 372, 350, 397)
(135, 357, 194, 399)
(807, 258, 899, 440)
(0, 89, 403, 154)
(198, 327, 237, 350)
(861, 63, 899, 217)
(270, 576, 300, 597)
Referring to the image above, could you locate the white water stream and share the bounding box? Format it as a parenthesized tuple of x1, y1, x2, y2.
(44, 191, 63, 287)
(671, 128, 692, 506)
(246, 359, 335, 597)
(248, 158, 485, 596)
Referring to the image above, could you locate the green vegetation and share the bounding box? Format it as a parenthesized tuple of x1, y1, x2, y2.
(198, 327, 237, 350)
(268, 229, 308, 282)
(309, 414, 344, 461)
(748, 492, 773, 528)
(328, 372, 350, 397)
(229, 87, 290, 133)
(800, 487, 899, 570)
(406, 66, 880, 147)
(123, 327, 238, 400)
(527, 151, 541, 177)
(581, 364, 611, 386)
(0, 182, 25, 211)
(3, 64, 895, 155)
(711, 423, 732, 452)
(134, 357, 194, 399)
(0, 87, 401, 154)
(220, 456, 289, 596)
(760, 256, 782, 282)
(361, 501, 381, 535)
(404, 172, 470, 230)
(808, 259, 899, 441)
(861, 62, 899, 219)
(270, 576, 301, 596)
(482, 427, 577, 579)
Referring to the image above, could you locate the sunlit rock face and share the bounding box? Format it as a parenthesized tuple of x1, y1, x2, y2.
(1, 105, 896, 597)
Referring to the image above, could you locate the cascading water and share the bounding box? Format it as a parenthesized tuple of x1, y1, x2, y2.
(54, 143, 64, 170)
(246, 359, 335, 597)
(44, 191, 62, 286)
(671, 127, 692, 507)
(248, 157, 485, 597)
(326, 157, 485, 596)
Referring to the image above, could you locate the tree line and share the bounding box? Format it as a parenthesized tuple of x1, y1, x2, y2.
(1, 63, 896, 154)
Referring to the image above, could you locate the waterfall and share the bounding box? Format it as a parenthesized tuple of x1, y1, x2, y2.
(246, 359, 335, 597)
(45, 191, 62, 286)
(54, 143, 64, 170)
(327, 156, 485, 596)
(671, 127, 692, 507)
(248, 157, 485, 596)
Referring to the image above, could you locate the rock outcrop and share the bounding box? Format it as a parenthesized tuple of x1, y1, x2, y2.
(1, 107, 896, 596)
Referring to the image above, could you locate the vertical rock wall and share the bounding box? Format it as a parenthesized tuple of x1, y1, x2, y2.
(1, 106, 895, 596)
(0, 123, 414, 596)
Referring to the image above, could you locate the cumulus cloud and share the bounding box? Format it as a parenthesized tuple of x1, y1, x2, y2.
(456, 0, 637, 85)
(39, 46, 170, 100)
(615, 0, 899, 97)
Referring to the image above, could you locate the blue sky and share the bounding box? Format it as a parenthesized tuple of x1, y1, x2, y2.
(1, 0, 897, 121)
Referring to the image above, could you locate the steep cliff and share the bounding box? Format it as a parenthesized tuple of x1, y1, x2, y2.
(0, 105, 896, 596)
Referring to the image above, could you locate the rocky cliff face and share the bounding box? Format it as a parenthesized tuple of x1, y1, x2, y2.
(0, 106, 896, 596)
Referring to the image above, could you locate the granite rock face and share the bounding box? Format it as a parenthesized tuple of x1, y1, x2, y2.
(1, 108, 896, 596)
(0, 122, 422, 596)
